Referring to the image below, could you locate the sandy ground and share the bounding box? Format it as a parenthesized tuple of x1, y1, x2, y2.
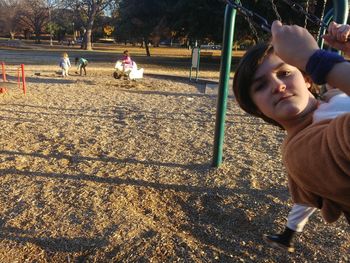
(0, 46, 349, 262)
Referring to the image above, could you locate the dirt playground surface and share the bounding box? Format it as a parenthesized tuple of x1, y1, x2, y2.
(0, 45, 349, 262)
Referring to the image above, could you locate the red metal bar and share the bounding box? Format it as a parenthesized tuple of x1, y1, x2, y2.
(21, 64, 26, 94)
(17, 67, 20, 89)
(1, 62, 7, 82)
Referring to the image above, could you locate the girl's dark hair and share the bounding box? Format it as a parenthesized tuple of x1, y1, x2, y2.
(232, 43, 282, 127)
(232, 43, 319, 128)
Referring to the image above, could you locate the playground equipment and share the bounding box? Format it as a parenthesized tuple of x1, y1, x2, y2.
(189, 47, 200, 82)
(212, 0, 349, 167)
(113, 60, 144, 80)
(0, 61, 27, 95)
(190, 46, 217, 82)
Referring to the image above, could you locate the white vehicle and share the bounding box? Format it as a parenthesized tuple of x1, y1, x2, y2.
(114, 60, 144, 80)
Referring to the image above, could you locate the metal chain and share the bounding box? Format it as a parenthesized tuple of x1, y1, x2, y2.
(223, 0, 328, 37)
(304, 0, 310, 28)
(228, 0, 261, 43)
(280, 0, 328, 28)
(315, 0, 328, 42)
(245, 16, 261, 42)
(318, 0, 327, 22)
(224, 0, 272, 33)
(270, 0, 282, 21)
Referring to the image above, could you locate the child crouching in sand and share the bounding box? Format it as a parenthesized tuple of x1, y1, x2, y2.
(75, 57, 88, 76)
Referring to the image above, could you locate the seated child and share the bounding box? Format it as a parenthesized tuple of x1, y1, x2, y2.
(114, 50, 143, 80)
(120, 50, 134, 72)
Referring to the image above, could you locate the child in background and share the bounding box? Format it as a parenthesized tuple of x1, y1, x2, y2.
(75, 57, 88, 76)
(114, 50, 143, 80)
(59, 52, 71, 77)
(121, 50, 134, 72)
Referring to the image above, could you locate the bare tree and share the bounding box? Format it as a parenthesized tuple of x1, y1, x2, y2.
(0, 0, 22, 39)
(16, 0, 49, 43)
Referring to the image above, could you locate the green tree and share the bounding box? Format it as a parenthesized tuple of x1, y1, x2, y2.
(170, 0, 226, 44)
(117, 0, 177, 56)
(52, 8, 76, 43)
(63, 0, 119, 50)
(116, 0, 338, 53)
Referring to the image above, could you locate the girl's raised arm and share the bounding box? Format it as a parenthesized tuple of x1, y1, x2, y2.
(271, 21, 350, 96)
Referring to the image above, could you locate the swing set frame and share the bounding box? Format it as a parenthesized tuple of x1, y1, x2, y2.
(212, 0, 349, 167)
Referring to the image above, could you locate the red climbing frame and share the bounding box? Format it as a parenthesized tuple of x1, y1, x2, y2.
(1, 62, 26, 94)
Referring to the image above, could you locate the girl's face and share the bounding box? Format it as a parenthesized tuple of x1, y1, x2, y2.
(249, 52, 317, 130)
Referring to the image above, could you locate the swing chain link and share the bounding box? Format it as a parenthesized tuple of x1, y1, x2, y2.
(270, 0, 282, 21)
(245, 16, 261, 42)
(316, 0, 328, 42)
(280, 0, 328, 28)
(223, 0, 328, 35)
(304, 0, 310, 28)
(224, 0, 271, 32)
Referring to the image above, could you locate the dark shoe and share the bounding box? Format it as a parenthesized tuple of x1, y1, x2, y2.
(263, 234, 295, 253)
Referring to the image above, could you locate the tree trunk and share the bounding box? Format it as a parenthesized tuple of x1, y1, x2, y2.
(83, 4, 98, 50)
(144, 38, 151, 57)
(24, 29, 30, 40)
(85, 28, 93, 50)
(35, 32, 41, 44)
(10, 31, 15, 40)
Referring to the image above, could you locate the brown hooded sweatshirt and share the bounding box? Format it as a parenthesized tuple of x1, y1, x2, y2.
(282, 113, 350, 223)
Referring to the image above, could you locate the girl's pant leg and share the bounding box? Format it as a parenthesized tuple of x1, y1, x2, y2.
(287, 204, 317, 232)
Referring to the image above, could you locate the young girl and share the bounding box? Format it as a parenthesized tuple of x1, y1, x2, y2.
(264, 85, 350, 252)
(59, 52, 71, 77)
(262, 22, 350, 252)
(232, 21, 350, 229)
(121, 50, 133, 72)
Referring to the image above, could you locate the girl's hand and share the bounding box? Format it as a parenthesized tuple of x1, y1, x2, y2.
(323, 22, 350, 56)
(271, 20, 319, 71)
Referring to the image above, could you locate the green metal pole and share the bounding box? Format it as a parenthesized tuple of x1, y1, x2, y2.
(321, 1, 348, 52)
(332, 0, 348, 24)
(318, 8, 333, 49)
(212, 4, 236, 167)
(318, 0, 349, 49)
